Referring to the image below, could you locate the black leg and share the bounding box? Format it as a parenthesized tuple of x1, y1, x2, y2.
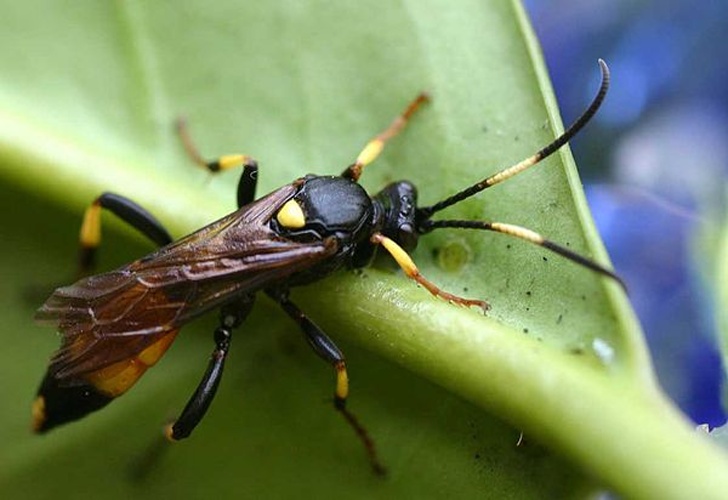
(266, 289, 385, 474)
(78, 192, 173, 274)
(236, 162, 258, 208)
(165, 295, 255, 441)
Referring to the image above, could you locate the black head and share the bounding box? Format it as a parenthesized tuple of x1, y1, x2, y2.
(371, 181, 419, 251)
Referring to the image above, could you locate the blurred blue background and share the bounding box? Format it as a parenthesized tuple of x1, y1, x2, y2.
(526, 0, 727, 426)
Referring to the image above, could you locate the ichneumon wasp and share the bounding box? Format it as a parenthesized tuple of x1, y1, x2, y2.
(33, 60, 619, 474)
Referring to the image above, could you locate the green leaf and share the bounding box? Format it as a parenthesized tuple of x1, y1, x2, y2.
(711, 200, 728, 413)
(2, 1, 727, 498)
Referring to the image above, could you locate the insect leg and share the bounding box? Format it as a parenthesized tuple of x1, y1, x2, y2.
(165, 296, 255, 441)
(79, 193, 173, 274)
(341, 92, 430, 181)
(266, 289, 385, 475)
(235, 161, 258, 208)
(176, 118, 259, 207)
(370, 232, 490, 312)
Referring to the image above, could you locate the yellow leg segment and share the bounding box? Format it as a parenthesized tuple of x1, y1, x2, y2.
(176, 118, 256, 173)
(333, 359, 385, 475)
(76, 193, 172, 275)
(335, 361, 349, 401)
(79, 201, 102, 249)
(344, 92, 430, 181)
(77, 200, 103, 274)
(371, 233, 489, 312)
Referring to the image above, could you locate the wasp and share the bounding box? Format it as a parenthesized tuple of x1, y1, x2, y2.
(32, 60, 619, 473)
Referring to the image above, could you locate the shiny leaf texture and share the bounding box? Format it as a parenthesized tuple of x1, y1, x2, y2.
(1, 1, 727, 499)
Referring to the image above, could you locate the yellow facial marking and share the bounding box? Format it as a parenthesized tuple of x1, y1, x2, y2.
(277, 199, 306, 229)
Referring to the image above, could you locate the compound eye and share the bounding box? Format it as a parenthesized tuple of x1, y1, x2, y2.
(398, 222, 418, 251)
(276, 199, 306, 229)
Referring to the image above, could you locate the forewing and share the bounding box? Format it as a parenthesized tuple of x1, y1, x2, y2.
(36, 182, 338, 380)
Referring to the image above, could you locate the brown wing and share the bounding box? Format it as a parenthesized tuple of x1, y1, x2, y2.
(35, 182, 338, 381)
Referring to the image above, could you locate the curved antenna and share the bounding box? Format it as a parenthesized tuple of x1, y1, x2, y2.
(418, 59, 610, 220)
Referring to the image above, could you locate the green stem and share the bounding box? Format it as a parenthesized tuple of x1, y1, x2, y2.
(298, 273, 728, 499)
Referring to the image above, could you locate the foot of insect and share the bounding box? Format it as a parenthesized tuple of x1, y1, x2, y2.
(267, 289, 386, 474)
